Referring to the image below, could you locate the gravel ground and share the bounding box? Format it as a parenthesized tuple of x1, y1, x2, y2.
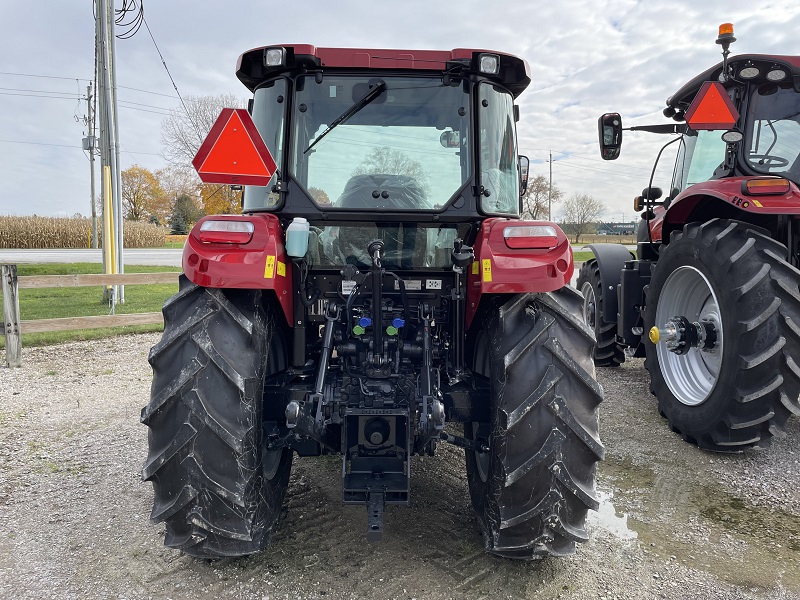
(0, 334, 799, 599)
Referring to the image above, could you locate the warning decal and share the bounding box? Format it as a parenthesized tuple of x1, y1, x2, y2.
(264, 255, 276, 279)
(277, 261, 286, 277)
(482, 259, 492, 282)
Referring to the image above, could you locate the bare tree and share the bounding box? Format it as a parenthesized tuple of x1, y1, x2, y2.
(161, 94, 242, 167)
(352, 146, 429, 194)
(560, 193, 605, 243)
(522, 175, 563, 220)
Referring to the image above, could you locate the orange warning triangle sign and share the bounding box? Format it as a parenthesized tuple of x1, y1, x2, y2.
(192, 108, 277, 186)
(685, 82, 739, 131)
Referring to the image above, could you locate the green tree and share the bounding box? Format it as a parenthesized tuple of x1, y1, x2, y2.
(170, 193, 205, 233)
(170, 212, 187, 235)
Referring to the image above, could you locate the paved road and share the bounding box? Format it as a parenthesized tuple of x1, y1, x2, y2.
(0, 248, 183, 267)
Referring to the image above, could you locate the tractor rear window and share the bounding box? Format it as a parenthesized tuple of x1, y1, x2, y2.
(290, 76, 471, 211)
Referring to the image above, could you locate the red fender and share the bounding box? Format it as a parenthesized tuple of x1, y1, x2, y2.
(466, 218, 573, 327)
(651, 177, 800, 242)
(182, 214, 293, 325)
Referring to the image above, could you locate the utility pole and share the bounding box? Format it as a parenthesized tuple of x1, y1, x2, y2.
(86, 82, 98, 248)
(548, 151, 553, 221)
(96, 0, 124, 305)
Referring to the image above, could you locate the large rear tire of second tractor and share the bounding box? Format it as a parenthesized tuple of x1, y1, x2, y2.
(141, 278, 292, 558)
(465, 288, 604, 558)
(644, 219, 800, 451)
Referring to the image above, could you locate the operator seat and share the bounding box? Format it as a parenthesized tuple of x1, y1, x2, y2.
(333, 174, 428, 268)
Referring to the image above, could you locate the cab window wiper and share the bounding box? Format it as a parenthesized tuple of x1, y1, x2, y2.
(303, 81, 387, 154)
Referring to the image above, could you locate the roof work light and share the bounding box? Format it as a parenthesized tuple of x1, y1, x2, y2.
(264, 47, 286, 67)
(478, 54, 500, 75)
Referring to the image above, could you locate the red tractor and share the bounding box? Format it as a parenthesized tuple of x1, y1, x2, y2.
(141, 45, 603, 559)
(579, 24, 800, 451)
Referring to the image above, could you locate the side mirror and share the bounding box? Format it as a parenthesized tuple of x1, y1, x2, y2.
(598, 113, 623, 160)
(518, 155, 530, 196)
(641, 186, 662, 201)
(440, 130, 460, 148)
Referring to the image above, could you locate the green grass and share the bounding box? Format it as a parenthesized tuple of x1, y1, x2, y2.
(0, 263, 180, 349)
(573, 249, 636, 263)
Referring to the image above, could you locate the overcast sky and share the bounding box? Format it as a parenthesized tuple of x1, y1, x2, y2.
(1, 0, 798, 223)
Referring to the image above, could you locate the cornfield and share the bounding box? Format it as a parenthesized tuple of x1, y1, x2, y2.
(0, 216, 166, 249)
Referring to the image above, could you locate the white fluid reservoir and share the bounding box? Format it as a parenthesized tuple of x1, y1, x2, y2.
(285, 217, 310, 257)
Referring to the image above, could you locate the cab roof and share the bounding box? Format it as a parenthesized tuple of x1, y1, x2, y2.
(236, 44, 531, 97)
(666, 54, 800, 109)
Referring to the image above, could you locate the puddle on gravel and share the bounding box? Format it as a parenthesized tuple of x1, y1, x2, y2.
(599, 455, 800, 591)
(588, 489, 638, 541)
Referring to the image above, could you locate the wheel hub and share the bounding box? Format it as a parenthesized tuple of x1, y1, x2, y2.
(649, 315, 718, 355)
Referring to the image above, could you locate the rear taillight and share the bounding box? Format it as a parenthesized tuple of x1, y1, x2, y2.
(503, 225, 559, 249)
(741, 177, 790, 196)
(197, 220, 255, 244)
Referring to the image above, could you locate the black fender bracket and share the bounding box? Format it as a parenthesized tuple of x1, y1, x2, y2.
(584, 243, 635, 322)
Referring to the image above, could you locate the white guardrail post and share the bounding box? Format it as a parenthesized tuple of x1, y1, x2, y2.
(2, 264, 22, 368)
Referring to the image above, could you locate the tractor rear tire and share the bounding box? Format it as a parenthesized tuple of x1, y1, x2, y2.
(644, 219, 800, 451)
(465, 288, 604, 558)
(577, 259, 625, 367)
(141, 277, 291, 558)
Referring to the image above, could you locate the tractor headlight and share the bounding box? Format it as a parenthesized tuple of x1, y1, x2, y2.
(766, 68, 787, 82)
(264, 47, 286, 67)
(478, 54, 500, 75)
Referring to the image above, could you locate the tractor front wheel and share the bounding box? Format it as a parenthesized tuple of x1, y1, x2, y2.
(644, 219, 800, 450)
(577, 259, 625, 367)
(465, 288, 603, 558)
(141, 278, 291, 558)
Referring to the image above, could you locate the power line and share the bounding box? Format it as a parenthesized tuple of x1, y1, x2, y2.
(141, 15, 201, 136)
(0, 139, 81, 149)
(118, 98, 172, 111)
(0, 71, 91, 82)
(118, 84, 178, 99)
(0, 91, 82, 100)
(0, 138, 161, 155)
(0, 71, 179, 100)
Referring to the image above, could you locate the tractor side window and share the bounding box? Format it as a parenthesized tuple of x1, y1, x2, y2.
(669, 137, 688, 199)
(244, 78, 287, 211)
(478, 83, 519, 215)
(684, 129, 727, 186)
(745, 83, 800, 181)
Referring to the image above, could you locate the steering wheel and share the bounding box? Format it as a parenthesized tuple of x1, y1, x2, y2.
(750, 154, 790, 168)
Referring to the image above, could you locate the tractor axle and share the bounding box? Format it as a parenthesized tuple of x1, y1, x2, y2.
(649, 315, 718, 355)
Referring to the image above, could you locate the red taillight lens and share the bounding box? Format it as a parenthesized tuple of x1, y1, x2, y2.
(503, 225, 559, 249)
(741, 177, 790, 196)
(197, 220, 254, 244)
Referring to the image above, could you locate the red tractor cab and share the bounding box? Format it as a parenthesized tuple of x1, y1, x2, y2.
(142, 45, 603, 560)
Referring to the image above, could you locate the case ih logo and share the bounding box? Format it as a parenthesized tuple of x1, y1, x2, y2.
(192, 108, 277, 185)
(684, 82, 739, 130)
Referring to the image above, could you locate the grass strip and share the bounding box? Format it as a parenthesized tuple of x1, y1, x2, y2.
(1, 263, 179, 349)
